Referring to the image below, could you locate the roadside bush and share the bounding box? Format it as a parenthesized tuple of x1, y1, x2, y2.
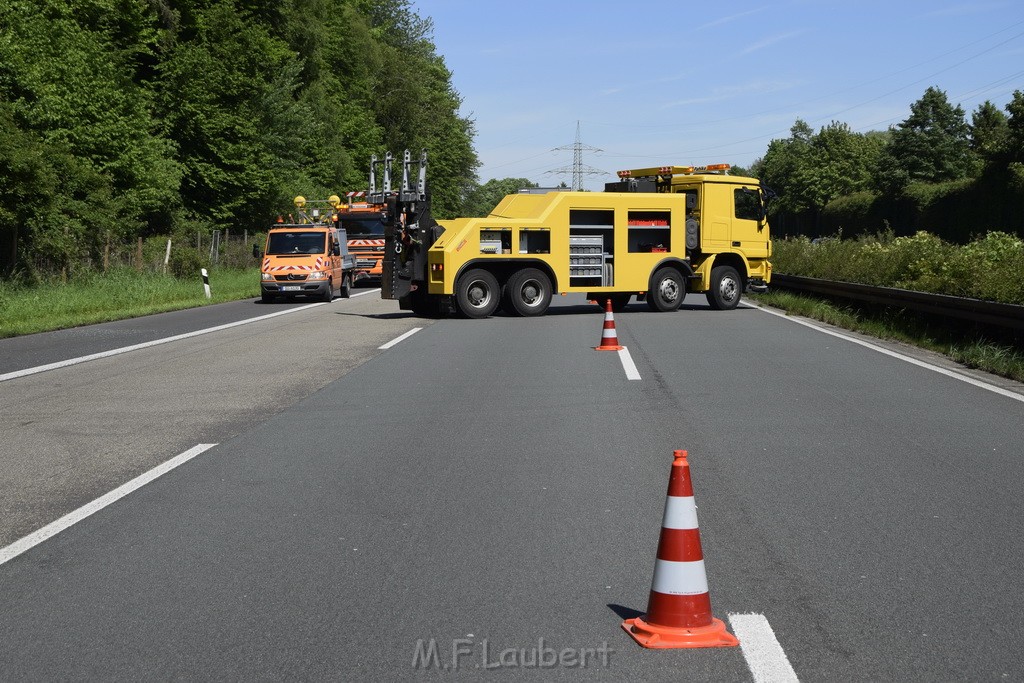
(771, 230, 1024, 304)
(168, 248, 205, 279)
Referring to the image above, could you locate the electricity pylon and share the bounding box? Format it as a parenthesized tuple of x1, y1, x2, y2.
(548, 121, 605, 191)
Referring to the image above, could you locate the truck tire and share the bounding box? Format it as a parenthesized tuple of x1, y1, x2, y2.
(504, 268, 552, 316)
(456, 268, 500, 318)
(706, 265, 742, 310)
(320, 279, 334, 302)
(261, 292, 274, 303)
(646, 267, 684, 312)
(340, 272, 352, 299)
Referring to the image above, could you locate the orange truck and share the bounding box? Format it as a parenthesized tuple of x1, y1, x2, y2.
(258, 196, 357, 303)
(334, 192, 387, 284)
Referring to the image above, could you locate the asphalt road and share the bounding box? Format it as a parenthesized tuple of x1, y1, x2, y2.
(1, 292, 1022, 680)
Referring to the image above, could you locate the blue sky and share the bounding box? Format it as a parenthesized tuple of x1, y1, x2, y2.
(412, 0, 1024, 190)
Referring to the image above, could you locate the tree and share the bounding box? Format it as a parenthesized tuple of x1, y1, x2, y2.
(970, 100, 1009, 162)
(0, 0, 174, 272)
(462, 178, 537, 217)
(798, 121, 884, 209)
(754, 119, 815, 214)
(1002, 90, 1024, 191)
(876, 86, 973, 193)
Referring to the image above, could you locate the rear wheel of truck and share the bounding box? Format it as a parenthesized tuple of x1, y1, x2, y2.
(706, 265, 742, 310)
(646, 267, 684, 312)
(456, 268, 500, 318)
(504, 268, 552, 316)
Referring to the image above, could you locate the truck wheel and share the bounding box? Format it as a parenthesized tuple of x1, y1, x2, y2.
(646, 267, 684, 312)
(456, 268, 499, 318)
(261, 292, 274, 303)
(504, 268, 552, 316)
(340, 273, 352, 299)
(706, 265, 742, 310)
(321, 279, 334, 302)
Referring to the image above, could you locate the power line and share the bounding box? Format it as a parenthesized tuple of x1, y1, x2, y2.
(547, 121, 605, 191)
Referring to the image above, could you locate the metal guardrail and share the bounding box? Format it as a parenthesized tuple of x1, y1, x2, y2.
(770, 274, 1024, 332)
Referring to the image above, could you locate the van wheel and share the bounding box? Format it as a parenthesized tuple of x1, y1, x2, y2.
(340, 273, 352, 299)
(647, 267, 684, 312)
(456, 268, 499, 318)
(321, 280, 334, 302)
(706, 265, 742, 310)
(261, 292, 274, 303)
(504, 268, 552, 316)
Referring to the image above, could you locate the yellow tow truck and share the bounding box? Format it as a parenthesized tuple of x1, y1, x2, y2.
(372, 151, 772, 317)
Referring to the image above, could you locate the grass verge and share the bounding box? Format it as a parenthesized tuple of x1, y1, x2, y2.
(751, 290, 1024, 383)
(0, 268, 260, 338)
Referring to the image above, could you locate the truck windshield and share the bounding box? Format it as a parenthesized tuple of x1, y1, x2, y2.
(266, 232, 325, 255)
(340, 217, 385, 237)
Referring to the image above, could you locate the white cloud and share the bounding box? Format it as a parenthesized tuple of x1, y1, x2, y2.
(738, 30, 806, 57)
(660, 80, 799, 109)
(695, 7, 771, 31)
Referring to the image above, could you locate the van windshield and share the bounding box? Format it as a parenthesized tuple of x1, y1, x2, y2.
(266, 232, 325, 255)
(340, 216, 385, 237)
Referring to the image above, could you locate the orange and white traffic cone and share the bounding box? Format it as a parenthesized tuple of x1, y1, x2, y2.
(594, 298, 624, 351)
(622, 450, 739, 649)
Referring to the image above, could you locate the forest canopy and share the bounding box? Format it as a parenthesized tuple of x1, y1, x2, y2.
(0, 0, 477, 278)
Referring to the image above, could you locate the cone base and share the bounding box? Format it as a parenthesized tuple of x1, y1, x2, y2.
(594, 344, 624, 351)
(621, 616, 739, 649)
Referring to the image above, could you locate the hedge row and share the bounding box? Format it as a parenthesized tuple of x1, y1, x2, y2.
(771, 230, 1024, 305)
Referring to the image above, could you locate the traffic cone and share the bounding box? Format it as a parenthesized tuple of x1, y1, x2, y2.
(594, 299, 624, 351)
(622, 450, 739, 649)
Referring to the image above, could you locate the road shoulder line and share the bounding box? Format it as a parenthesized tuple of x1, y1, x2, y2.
(0, 303, 333, 383)
(744, 301, 1024, 404)
(0, 443, 217, 567)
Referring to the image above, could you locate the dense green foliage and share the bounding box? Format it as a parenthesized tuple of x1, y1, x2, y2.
(461, 177, 537, 217)
(0, 0, 477, 280)
(754, 87, 1024, 241)
(771, 230, 1024, 305)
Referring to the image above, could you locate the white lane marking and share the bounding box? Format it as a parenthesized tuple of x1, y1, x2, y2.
(729, 613, 799, 683)
(744, 301, 1024, 404)
(0, 444, 217, 567)
(618, 346, 642, 380)
(379, 327, 423, 349)
(1, 302, 332, 383)
(350, 288, 380, 298)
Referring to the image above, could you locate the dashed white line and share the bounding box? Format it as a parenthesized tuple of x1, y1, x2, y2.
(743, 301, 1024, 404)
(729, 613, 799, 682)
(0, 443, 217, 567)
(379, 327, 423, 349)
(618, 347, 642, 380)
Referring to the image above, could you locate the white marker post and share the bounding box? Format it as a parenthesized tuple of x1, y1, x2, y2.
(201, 268, 211, 299)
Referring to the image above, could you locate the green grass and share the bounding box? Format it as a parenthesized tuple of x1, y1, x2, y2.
(752, 290, 1024, 383)
(0, 267, 260, 338)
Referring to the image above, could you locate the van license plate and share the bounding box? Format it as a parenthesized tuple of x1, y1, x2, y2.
(281, 285, 301, 291)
